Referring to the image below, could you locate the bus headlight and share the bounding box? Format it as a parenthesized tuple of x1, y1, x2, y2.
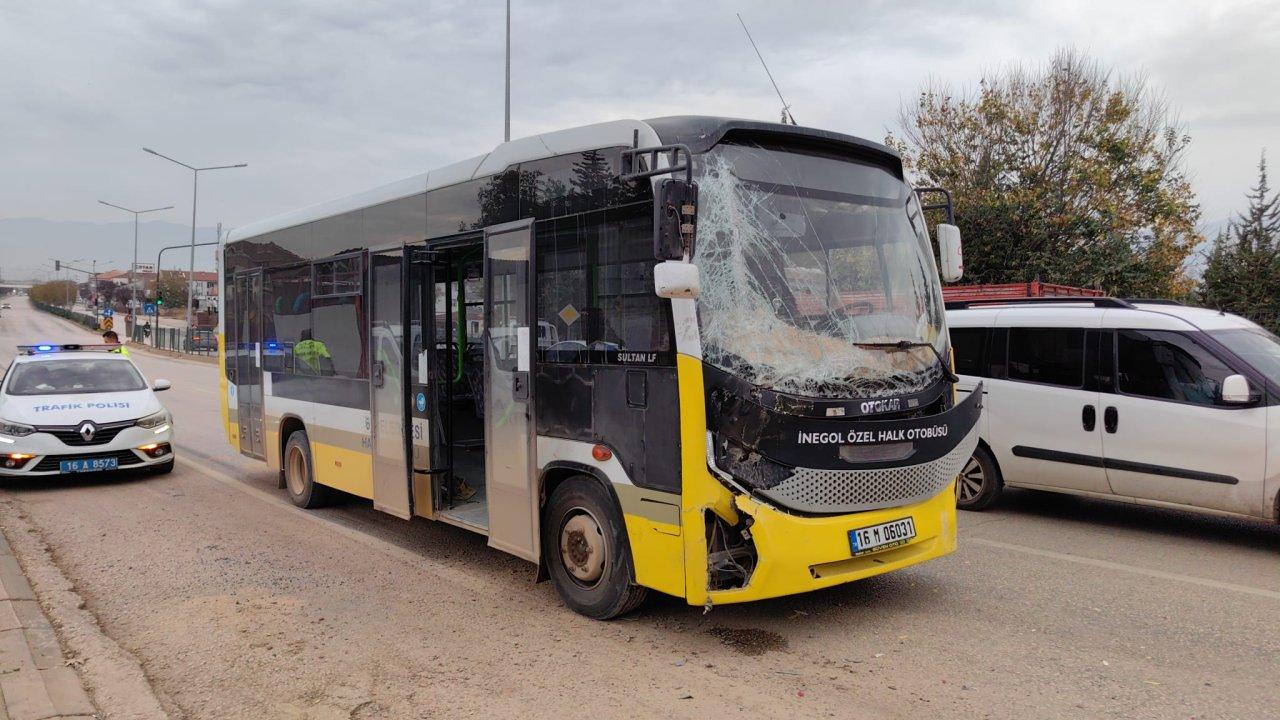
(137, 411, 171, 433)
(0, 420, 35, 438)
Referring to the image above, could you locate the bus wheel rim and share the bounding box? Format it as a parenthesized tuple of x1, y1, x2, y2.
(957, 456, 984, 502)
(560, 509, 607, 588)
(286, 445, 307, 496)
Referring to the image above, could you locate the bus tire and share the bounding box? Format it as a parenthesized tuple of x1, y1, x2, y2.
(283, 429, 332, 509)
(956, 444, 1003, 511)
(543, 476, 647, 620)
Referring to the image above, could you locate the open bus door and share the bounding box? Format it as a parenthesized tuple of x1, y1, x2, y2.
(369, 249, 411, 519)
(230, 269, 265, 459)
(483, 219, 539, 561)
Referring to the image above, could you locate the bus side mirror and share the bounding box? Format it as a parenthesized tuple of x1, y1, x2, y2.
(654, 179, 698, 261)
(937, 224, 964, 283)
(654, 261, 700, 299)
(1220, 374, 1256, 404)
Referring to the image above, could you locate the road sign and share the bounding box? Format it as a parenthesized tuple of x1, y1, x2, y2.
(101, 317, 113, 331)
(143, 303, 156, 315)
(133, 262, 156, 274)
(101, 307, 114, 317)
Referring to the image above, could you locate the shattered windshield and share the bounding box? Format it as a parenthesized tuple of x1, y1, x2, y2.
(693, 143, 947, 398)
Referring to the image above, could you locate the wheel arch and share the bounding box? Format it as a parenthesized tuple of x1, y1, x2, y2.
(536, 460, 632, 581)
(276, 414, 307, 488)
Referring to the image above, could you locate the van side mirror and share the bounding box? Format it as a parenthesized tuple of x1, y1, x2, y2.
(937, 224, 964, 283)
(654, 261, 700, 299)
(653, 179, 698, 261)
(1220, 374, 1255, 404)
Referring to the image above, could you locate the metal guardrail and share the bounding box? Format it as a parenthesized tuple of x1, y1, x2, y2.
(31, 301, 216, 357)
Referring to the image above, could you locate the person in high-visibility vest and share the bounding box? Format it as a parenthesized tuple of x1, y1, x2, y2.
(101, 330, 130, 357)
(293, 329, 331, 374)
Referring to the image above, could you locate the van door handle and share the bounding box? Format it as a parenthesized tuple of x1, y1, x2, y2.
(1081, 404, 1096, 431)
(1104, 406, 1118, 433)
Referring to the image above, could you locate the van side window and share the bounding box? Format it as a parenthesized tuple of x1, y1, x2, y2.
(1116, 330, 1234, 406)
(950, 328, 987, 377)
(1007, 328, 1084, 387)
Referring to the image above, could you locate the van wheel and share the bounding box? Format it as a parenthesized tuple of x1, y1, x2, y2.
(542, 476, 647, 620)
(956, 445, 1003, 511)
(284, 430, 332, 509)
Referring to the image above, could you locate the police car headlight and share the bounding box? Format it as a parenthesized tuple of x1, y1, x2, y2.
(0, 420, 35, 438)
(136, 411, 171, 431)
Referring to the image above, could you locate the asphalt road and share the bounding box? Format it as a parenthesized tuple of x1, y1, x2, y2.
(0, 300, 1276, 719)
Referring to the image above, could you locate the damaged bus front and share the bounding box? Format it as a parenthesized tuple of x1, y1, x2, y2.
(637, 118, 981, 607)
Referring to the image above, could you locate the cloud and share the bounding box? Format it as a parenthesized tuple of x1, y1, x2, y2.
(0, 0, 1274, 278)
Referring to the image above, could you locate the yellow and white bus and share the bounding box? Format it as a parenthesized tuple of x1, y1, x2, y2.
(220, 116, 981, 618)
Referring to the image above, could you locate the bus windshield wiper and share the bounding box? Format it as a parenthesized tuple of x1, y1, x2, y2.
(852, 340, 959, 384)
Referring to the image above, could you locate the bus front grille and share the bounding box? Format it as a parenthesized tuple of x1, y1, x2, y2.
(757, 425, 979, 515)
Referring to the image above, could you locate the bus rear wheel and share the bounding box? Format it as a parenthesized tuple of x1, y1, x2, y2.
(284, 429, 332, 509)
(542, 476, 647, 620)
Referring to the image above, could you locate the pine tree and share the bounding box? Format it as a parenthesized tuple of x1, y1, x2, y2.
(1199, 152, 1280, 332)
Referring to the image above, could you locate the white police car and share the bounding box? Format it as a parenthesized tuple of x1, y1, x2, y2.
(0, 344, 174, 476)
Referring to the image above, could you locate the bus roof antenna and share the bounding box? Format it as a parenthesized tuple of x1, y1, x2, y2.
(737, 12, 797, 126)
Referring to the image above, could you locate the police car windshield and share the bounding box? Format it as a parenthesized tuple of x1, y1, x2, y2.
(6, 359, 146, 396)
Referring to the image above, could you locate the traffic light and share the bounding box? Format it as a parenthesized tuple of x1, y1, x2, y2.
(54, 260, 60, 271)
(155, 292, 164, 307)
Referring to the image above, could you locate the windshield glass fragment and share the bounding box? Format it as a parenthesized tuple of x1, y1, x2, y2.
(692, 144, 947, 398)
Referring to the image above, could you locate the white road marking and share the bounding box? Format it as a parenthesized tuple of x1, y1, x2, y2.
(175, 457, 498, 594)
(968, 537, 1280, 600)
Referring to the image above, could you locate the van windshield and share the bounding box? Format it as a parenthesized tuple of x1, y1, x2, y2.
(1206, 327, 1280, 387)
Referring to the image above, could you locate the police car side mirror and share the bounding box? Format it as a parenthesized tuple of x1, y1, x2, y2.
(152, 379, 171, 392)
(937, 224, 964, 283)
(1220, 374, 1255, 404)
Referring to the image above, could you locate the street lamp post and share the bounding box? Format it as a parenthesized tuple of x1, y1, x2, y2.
(143, 147, 245, 342)
(98, 201, 172, 317)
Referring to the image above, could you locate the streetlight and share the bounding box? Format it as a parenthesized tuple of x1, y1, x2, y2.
(98, 201, 172, 316)
(143, 147, 246, 335)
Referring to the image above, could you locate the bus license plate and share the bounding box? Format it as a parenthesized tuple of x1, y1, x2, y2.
(59, 457, 118, 473)
(849, 517, 916, 556)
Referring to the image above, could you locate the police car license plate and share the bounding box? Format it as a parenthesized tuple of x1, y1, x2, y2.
(849, 517, 916, 556)
(59, 457, 118, 473)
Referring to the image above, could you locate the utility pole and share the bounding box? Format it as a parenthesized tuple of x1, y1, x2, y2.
(504, 0, 511, 142)
(98, 201, 172, 316)
(142, 148, 246, 341)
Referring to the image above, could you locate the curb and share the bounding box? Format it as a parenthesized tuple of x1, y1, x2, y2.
(0, 531, 97, 720)
(0, 504, 170, 720)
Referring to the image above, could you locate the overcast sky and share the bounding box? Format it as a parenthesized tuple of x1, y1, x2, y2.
(1, 0, 1276, 275)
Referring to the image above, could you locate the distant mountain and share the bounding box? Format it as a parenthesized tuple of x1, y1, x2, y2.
(0, 217, 220, 282)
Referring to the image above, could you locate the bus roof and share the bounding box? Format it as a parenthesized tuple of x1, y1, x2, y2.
(225, 116, 899, 245)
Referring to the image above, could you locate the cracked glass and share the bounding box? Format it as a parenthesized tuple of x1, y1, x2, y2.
(693, 143, 947, 398)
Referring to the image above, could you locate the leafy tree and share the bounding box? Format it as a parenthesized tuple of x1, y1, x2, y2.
(28, 280, 78, 306)
(156, 270, 190, 310)
(888, 49, 1201, 297)
(1199, 153, 1280, 332)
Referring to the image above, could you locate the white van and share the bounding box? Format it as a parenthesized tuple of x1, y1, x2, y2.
(947, 298, 1280, 522)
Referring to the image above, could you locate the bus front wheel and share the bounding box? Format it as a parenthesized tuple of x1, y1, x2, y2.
(284, 429, 332, 509)
(542, 476, 647, 620)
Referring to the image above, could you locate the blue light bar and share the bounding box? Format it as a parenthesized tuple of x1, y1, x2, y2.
(35, 344, 53, 352)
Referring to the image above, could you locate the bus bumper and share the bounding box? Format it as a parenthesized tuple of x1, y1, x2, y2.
(699, 485, 957, 606)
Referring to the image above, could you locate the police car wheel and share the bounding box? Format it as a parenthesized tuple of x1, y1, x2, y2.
(284, 429, 332, 509)
(542, 476, 647, 620)
(956, 444, 1003, 511)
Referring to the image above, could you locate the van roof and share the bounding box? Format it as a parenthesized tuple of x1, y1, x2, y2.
(946, 300, 1261, 333)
